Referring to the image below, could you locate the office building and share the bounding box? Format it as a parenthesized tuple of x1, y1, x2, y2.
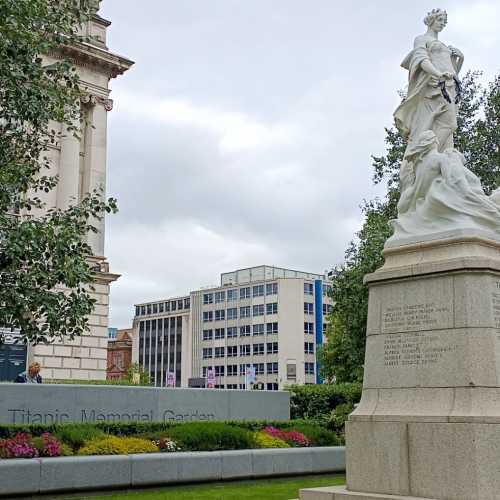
(133, 265, 333, 390)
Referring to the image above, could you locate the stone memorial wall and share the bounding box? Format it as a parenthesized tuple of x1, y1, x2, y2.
(0, 384, 290, 425)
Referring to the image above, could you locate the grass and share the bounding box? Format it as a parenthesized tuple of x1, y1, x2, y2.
(66, 474, 345, 500)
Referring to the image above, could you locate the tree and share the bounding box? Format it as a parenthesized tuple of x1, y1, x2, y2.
(320, 71, 500, 383)
(0, 0, 117, 344)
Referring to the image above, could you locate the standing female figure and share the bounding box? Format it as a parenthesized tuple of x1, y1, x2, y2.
(394, 8, 464, 152)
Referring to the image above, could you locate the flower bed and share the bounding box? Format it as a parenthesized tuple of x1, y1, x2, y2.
(0, 420, 339, 459)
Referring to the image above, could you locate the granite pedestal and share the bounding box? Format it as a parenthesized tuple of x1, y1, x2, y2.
(301, 230, 500, 500)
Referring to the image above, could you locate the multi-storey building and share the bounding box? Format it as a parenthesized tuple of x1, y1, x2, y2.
(133, 266, 333, 390)
(133, 296, 192, 387)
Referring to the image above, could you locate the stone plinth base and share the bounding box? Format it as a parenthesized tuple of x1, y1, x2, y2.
(340, 232, 500, 500)
(299, 486, 435, 500)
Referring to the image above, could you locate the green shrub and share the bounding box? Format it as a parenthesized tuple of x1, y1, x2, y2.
(286, 423, 340, 446)
(54, 424, 105, 451)
(288, 383, 361, 423)
(78, 436, 159, 455)
(254, 432, 289, 448)
(167, 422, 255, 451)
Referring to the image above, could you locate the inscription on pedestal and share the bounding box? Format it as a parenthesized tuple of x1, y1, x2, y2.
(382, 302, 451, 333)
(492, 282, 500, 330)
(383, 332, 458, 368)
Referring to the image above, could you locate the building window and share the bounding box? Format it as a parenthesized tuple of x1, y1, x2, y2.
(240, 287, 251, 299)
(215, 365, 225, 377)
(202, 366, 213, 377)
(267, 362, 278, 374)
(135, 306, 140, 316)
(227, 383, 238, 389)
(240, 344, 251, 356)
(240, 306, 251, 318)
(253, 324, 264, 336)
(240, 325, 251, 336)
(267, 382, 279, 391)
(171, 301, 177, 311)
(146, 304, 152, 315)
(240, 364, 251, 375)
(184, 298, 190, 309)
(227, 345, 238, 357)
(305, 362, 315, 375)
(202, 329, 213, 341)
(267, 342, 278, 354)
(304, 283, 314, 295)
(253, 343, 264, 356)
(214, 384, 225, 389)
(227, 364, 238, 376)
(227, 326, 238, 338)
(253, 363, 264, 375)
(304, 322, 314, 334)
(239, 383, 246, 389)
(203, 293, 213, 305)
(253, 304, 264, 316)
(152, 303, 158, 314)
(227, 289, 238, 301)
(214, 328, 225, 340)
(323, 284, 332, 296)
(266, 302, 278, 315)
(227, 307, 238, 320)
(215, 347, 225, 358)
(215, 291, 226, 303)
(203, 311, 213, 322)
(158, 303, 164, 313)
(252, 285, 264, 297)
(177, 299, 183, 310)
(266, 282, 278, 296)
(304, 302, 314, 315)
(140, 305, 146, 315)
(305, 342, 315, 354)
(266, 322, 278, 334)
(164, 302, 170, 312)
(202, 348, 213, 359)
(215, 309, 225, 321)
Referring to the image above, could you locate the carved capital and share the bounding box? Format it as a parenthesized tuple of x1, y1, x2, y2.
(97, 97, 114, 111)
(81, 93, 98, 106)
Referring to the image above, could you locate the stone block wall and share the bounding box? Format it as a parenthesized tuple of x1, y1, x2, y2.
(31, 279, 112, 381)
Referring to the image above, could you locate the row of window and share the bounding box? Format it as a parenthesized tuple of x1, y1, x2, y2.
(202, 322, 278, 340)
(202, 303, 278, 322)
(203, 342, 279, 359)
(136, 298, 190, 317)
(203, 283, 279, 305)
(202, 363, 314, 377)
(201, 341, 313, 359)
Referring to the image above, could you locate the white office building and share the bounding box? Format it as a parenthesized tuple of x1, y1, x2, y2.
(133, 265, 333, 390)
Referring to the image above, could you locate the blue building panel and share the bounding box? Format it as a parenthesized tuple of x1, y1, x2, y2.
(314, 280, 324, 384)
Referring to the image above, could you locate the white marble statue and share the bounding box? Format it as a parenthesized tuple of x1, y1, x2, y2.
(389, 8, 500, 242)
(394, 8, 463, 152)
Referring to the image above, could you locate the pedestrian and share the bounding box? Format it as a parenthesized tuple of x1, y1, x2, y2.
(15, 362, 43, 384)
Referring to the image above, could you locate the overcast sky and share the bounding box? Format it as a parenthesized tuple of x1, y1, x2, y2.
(99, 1, 500, 328)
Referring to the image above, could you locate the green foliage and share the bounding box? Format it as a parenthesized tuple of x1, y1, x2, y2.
(0, 0, 118, 344)
(253, 432, 290, 449)
(321, 71, 500, 383)
(0, 420, 344, 454)
(78, 436, 159, 456)
(53, 423, 105, 451)
(284, 423, 340, 447)
(167, 422, 256, 451)
(289, 383, 361, 421)
(126, 363, 151, 386)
